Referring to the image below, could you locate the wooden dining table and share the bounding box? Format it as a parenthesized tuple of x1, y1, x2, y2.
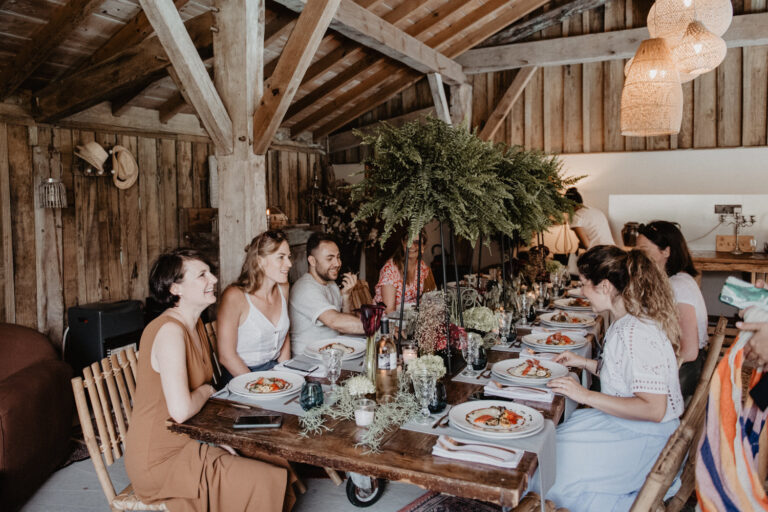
(168, 319, 602, 509)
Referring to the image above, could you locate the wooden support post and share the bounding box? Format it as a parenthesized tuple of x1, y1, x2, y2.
(478, 66, 537, 141)
(0, 122, 13, 323)
(139, 0, 234, 154)
(427, 73, 451, 124)
(213, 0, 267, 286)
(449, 83, 473, 128)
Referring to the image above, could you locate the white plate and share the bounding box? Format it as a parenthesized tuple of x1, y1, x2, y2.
(539, 311, 595, 328)
(228, 371, 304, 399)
(448, 400, 545, 439)
(303, 338, 366, 360)
(521, 332, 588, 352)
(491, 358, 569, 385)
(566, 288, 586, 299)
(553, 297, 593, 312)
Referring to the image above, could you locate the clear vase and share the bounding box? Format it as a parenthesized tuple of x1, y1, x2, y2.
(364, 335, 377, 385)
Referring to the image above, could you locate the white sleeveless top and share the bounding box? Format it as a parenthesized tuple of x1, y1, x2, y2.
(236, 287, 290, 367)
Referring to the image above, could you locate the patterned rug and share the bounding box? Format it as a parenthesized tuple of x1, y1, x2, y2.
(57, 426, 90, 470)
(397, 492, 501, 512)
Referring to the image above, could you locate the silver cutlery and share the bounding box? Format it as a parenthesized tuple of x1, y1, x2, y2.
(431, 411, 450, 429)
(443, 436, 519, 456)
(436, 439, 506, 461)
(489, 380, 550, 394)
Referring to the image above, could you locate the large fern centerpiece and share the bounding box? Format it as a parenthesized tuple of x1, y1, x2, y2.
(350, 117, 516, 246)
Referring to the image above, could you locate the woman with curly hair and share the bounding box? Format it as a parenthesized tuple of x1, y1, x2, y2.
(541, 245, 683, 511)
(217, 230, 292, 383)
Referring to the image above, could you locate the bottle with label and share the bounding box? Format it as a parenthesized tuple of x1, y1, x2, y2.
(376, 318, 398, 403)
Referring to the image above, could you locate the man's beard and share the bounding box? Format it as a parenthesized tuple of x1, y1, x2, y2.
(316, 266, 338, 283)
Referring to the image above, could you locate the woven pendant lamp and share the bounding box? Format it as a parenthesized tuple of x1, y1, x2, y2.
(672, 20, 727, 74)
(647, 0, 732, 43)
(621, 38, 683, 136)
(625, 55, 700, 83)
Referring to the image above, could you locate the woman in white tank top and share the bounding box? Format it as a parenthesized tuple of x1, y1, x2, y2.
(217, 231, 293, 383)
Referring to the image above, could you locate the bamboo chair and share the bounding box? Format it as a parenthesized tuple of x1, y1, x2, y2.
(629, 316, 728, 512)
(510, 492, 568, 511)
(201, 321, 343, 488)
(71, 346, 168, 511)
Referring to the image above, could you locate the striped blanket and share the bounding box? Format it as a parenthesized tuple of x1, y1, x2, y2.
(696, 308, 768, 511)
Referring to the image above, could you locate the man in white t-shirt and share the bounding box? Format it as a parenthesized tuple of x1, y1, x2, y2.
(289, 232, 364, 356)
(566, 187, 616, 249)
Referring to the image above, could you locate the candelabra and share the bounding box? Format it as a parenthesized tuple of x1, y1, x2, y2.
(720, 212, 756, 255)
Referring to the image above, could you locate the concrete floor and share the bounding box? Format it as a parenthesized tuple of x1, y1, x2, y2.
(20, 458, 427, 512)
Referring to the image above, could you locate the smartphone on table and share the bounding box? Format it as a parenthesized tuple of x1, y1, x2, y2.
(233, 414, 283, 429)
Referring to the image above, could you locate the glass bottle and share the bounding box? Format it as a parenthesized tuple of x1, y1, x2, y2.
(376, 318, 398, 403)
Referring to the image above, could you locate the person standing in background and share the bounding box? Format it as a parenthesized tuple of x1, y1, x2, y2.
(566, 187, 616, 249)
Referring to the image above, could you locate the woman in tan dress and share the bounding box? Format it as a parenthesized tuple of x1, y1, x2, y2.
(125, 248, 295, 512)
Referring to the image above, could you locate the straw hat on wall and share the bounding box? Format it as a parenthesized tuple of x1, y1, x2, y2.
(111, 145, 139, 190)
(74, 141, 109, 173)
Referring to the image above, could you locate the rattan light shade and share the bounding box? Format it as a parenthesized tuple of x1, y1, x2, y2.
(647, 0, 732, 42)
(672, 21, 727, 74)
(625, 55, 700, 83)
(621, 38, 683, 137)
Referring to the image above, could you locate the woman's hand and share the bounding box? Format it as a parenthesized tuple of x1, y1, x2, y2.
(553, 350, 588, 369)
(547, 376, 590, 404)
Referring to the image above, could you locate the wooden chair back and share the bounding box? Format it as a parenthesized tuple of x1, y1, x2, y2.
(630, 316, 728, 512)
(71, 346, 167, 511)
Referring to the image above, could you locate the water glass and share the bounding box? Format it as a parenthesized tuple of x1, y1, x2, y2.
(461, 332, 481, 376)
(498, 310, 515, 345)
(322, 347, 343, 393)
(519, 293, 532, 326)
(299, 381, 324, 411)
(411, 369, 436, 424)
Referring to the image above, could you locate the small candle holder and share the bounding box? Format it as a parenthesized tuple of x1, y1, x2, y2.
(401, 341, 418, 367)
(354, 398, 376, 427)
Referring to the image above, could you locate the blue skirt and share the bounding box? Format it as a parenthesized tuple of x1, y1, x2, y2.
(540, 408, 679, 512)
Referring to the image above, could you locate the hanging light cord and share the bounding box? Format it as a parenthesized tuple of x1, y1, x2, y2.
(685, 220, 724, 244)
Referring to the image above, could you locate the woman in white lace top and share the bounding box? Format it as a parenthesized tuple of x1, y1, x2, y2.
(541, 245, 683, 512)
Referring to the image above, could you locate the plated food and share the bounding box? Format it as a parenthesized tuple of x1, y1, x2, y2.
(304, 338, 366, 360)
(539, 311, 595, 328)
(553, 297, 592, 311)
(491, 357, 569, 384)
(521, 332, 588, 352)
(506, 358, 552, 379)
(228, 371, 304, 399)
(246, 376, 291, 394)
(449, 400, 544, 438)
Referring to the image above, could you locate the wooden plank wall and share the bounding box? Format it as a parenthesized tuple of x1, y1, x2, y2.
(0, 121, 322, 346)
(330, 0, 768, 162)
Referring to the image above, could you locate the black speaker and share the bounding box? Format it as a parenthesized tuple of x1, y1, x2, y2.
(65, 300, 145, 374)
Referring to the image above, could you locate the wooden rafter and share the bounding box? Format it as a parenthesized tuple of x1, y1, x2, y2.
(423, 0, 511, 50)
(458, 12, 768, 73)
(84, 0, 191, 69)
(110, 84, 151, 117)
(252, 0, 342, 154)
(310, 0, 550, 137)
(139, 0, 233, 153)
(264, 12, 298, 48)
(34, 12, 214, 123)
(271, 0, 467, 85)
(478, 66, 538, 141)
(479, 0, 608, 48)
(0, 0, 104, 100)
(427, 73, 450, 124)
(159, 92, 188, 124)
(328, 105, 436, 152)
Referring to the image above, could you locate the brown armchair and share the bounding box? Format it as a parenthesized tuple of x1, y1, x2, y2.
(0, 323, 74, 512)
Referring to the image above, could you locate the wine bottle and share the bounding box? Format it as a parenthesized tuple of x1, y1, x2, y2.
(376, 318, 398, 403)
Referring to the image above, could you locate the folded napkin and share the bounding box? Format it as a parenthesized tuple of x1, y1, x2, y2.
(520, 350, 557, 360)
(432, 435, 522, 468)
(484, 381, 554, 403)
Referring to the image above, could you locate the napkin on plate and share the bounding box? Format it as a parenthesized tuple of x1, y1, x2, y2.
(432, 435, 522, 468)
(483, 381, 554, 403)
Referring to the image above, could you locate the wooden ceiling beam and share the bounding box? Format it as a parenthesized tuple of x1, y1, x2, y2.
(253, 0, 342, 154)
(159, 91, 188, 124)
(138, 0, 232, 153)
(85, 0, 191, 69)
(110, 83, 151, 117)
(478, 66, 537, 140)
(328, 105, 435, 152)
(427, 73, 450, 124)
(0, 0, 104, 100)
(479, 0, 607, 48)
(264, 13, 298, 48)
(34, 12, 214, 122)
(424, 0, 511, 50)
(458, 12, 768, 73)
(271, 0, 467, 85)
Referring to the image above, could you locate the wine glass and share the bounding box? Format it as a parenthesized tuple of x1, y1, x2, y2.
(461, 332, 481, 376)
(519, 292, 531, 326)
(498, 310, 514, 345)
(322, 347, 343, 394)
(411, 368, 436, 424)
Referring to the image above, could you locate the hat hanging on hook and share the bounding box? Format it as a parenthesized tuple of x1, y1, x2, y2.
(74, 141, 109, 174)
(111, 145, 139, 190)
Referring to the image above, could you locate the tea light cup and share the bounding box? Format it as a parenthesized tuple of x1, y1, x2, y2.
(401, 342, 418, 367)
(354, 398, 376, 427)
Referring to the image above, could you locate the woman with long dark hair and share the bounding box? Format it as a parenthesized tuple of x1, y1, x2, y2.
(217, 230, 292, 382)
(373, 231, 436, 314)
(541, 246, 683, 511)
(125, 249, 295, 511)
(636, 220, 708, 397)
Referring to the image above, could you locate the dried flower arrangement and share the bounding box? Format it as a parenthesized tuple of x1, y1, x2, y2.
(405, 355, 446, 380)
(357, 378, 420, 453)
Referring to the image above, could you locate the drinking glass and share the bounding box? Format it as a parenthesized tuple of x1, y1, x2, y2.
(498, 310, 514, 345)
(461, 332, 481, 376)
(299, 381, 324, 411)
(410, 369, 436, 424)
(322, 347, 343, 394)
(519, 292, 532, 326)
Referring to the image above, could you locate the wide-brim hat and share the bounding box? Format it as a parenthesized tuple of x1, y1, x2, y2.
(74, 141, 108, 173)
(111, 145, 139, 190)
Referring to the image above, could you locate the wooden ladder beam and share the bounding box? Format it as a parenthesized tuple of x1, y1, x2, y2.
(478, 66, 538, 141)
